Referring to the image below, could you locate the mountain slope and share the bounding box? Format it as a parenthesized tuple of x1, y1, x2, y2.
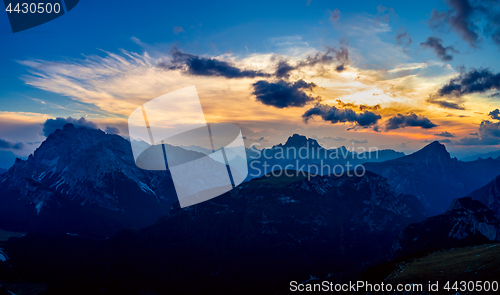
(392, 197, 500, 258)
(361, 243, 500, 293)
(1, 171, 425, 294)
(467, 175, 500, 217)
(364, 141, 500, 215)
(0, 124, 179, 238)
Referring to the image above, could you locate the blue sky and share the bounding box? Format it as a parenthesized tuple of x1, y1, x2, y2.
(1, 0, 500, 168)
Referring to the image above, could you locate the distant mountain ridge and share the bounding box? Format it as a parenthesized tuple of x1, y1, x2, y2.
(246, 134, 405, 180)
(461, 150, 500, 162)
(364, 141, 500, 215)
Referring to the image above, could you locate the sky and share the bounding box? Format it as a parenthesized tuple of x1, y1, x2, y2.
(1, 0, 500, 168)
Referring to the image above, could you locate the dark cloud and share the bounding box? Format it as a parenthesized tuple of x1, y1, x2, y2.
(275, 46, 350, 77)
(43, 117, 99, 137)
(162, 47, 271, 79)
(490, 109, 500, 120)
(385, 113, 438, 131)
(274, 60, 296, 79)
(445, 0, 479, 47)
(437, 68, 500, 97)
(428, 0, 479, 47)
(252, 79, 318, 108)
(336, 100, 381, 112)
(428, 0, 500, 48)
(0, 139, 24, 150)
(164, 46, 350, 80)
(435, 131, 455, 137)
(480, 120, 500, 138)
(426, 96, 466, 110)
(331, 47, 350, 72)
(395, 28, 412, 47)
(105, 126, 121, 135)
(298, 48, 337, 67)
(302, 103, 381, 127)
(420, 36, 458, 61)
(459, 119, 500, 145)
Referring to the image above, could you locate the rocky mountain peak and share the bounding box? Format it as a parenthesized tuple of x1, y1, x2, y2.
(280, 134, 321, 148)
(0, 124, 178, 237)
(410, 141, 450, 160)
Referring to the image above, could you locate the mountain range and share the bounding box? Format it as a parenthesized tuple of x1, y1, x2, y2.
(246, 134, 405, 180)
(461, 150, 500, 162)
(1, 127, 498, 236)
(364, 141, 500, 216)
(1, 126, 500, 294)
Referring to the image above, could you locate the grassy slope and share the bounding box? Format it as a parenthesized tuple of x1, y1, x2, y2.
(363, 243, 500, 286)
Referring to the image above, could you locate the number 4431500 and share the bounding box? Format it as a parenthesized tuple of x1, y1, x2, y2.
(5, 2, 61, 14)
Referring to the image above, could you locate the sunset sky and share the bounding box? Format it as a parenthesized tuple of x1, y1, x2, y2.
(1, 0, 500, 168)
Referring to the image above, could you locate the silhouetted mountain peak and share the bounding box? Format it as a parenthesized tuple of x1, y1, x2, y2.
(278, 134, 321, 148)
(413, 141, 449, 157)
(337, 145, 348, 153)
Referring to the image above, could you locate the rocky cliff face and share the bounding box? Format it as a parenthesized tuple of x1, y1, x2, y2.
(364, 141, 500, 216)
(0, 124, 178, 238)
(392, 197, 500, 258)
